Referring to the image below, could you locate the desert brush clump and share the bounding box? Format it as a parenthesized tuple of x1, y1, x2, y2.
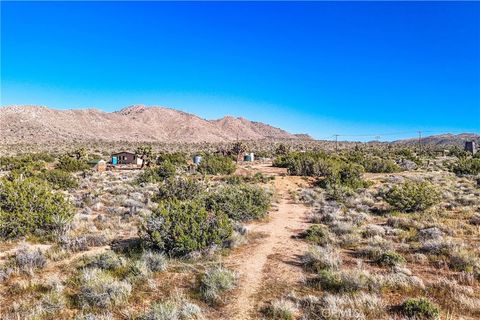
(56, 155, 89, 172)
(140, 199, 232, 256)
(302, 245, 341, 272)
(11, 246, 47, 275)
(315, 292, 386, 320)
(262, 298, 297, 320)
(399, 297, 440, 320)
(206, 183, 271, 221)
(197, 154, 236, 175)
(37, 169, 79, 190)
(199, 266, 237, 304)
(383, 180, 440, 212)
(302, 224, 333, 246)
(139, 250, 168, 272)
(450, 157, 480, 175)
(0, 177, 74, 239)
(137, 161, 178, 183)
(138, 295, 203, 320)
(154, 176, 205, 202)
(76, 267, 132, 308)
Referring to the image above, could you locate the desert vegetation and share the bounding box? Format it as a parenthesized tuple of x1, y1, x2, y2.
(0, 143, 478, 319)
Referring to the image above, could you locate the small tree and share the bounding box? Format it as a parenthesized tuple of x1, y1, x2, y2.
(231, 141, 247, 163)
(136, 145, 154, 168)
(70, 147, 88, 160)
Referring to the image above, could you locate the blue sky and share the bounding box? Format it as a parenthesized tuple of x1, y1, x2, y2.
(1, 1, 479, 141)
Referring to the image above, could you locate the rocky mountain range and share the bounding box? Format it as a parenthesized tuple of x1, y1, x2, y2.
(0, 105, 310, 145)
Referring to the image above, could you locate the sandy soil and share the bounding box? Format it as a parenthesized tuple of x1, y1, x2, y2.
(217, 163, 311, 319)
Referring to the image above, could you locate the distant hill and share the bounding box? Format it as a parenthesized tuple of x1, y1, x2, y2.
(0, 105, 310, 145)
(393, 133, 479, 147)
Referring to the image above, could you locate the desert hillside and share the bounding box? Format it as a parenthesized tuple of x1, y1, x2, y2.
(0, 105, 309, 145)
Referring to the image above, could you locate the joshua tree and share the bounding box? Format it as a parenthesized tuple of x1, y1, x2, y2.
(136, 145, 154, 168)
(231, 141, 247, 163)
(275, 143, 289, 156)
(70, 147, 88, 160)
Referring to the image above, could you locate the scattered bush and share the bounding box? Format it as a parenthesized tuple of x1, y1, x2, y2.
(156, 152, 187, 166)
(375, 250, 406, 267)
(302, 224, 332, 246)
(319, 292, 385, 320)
(0, 178, 74, 239)
(154, 177, 205, 202)
(13, 246, 47, 274)
(451, 157, 480, 175)
(302, 246, 341, 272)
(137, 161, 177, 183)
(399, 298, 440, 319)
(199, 266, 237, 304)
(84, 251, 125, 271)
(206, 183, 271, 221)
(262, 298, 296, 320)
(139, 296, 202, 320)
(197, 154, 236, 175)
(38, 169, 79, 190)
(383, 181, 440, 212)
(360, 156, 401, 173)
(139, 250, 168, 272)
(77, 268, 132, 308)
(140, 199, 232, 256)
(56, 155, 89, 172)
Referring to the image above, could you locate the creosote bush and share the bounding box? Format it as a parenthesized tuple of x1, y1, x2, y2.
(206, 183, 271, 221)
(197, 154, 236, 175)
(140, 199, 232, 256)
(383, 181, 440, 212)
(399, 297, 440, 319)
(0, 178, 74, 239)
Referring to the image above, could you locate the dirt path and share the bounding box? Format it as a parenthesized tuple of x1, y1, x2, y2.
(221, 164, 311, 319)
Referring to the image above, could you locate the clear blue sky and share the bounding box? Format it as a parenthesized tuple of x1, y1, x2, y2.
(1, 1, 479, 141)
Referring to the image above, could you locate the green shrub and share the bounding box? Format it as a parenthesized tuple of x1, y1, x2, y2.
(198, 154, 236, 175)
(199, 266, 237, 304)
(451, 158, 480, 175)
(156, 152, 187, 165)
(0, 153, 53, 171)
(56, 155, 89, 172)
(0, 178, 74, 239)
(375, 250, 406, 267)
(206, 183, 271, 221)
(275, 152, 368, 189)
(400, 298, 440, 319)
(154, 177, 205, 202)
(360, 156, 401, 173)
(383, 181, 440, 212)
(303, 225, 332, 246)
(310, 270, 368, 293)
(38, 169, 79, 190)
(140, 199, 232, 256)
(137, 161, 177, 184)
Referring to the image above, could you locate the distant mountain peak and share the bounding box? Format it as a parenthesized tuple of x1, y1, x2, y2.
(0, 105, 304, 145)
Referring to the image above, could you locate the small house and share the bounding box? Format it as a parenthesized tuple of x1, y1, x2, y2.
(111, 151, 143, 166)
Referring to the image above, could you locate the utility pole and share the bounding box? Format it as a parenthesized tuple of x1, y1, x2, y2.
(418, 131, 422, 154)
(334, 134, 339, 153)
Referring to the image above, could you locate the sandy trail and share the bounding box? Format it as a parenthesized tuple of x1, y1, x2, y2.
(221, 164, 311, 319)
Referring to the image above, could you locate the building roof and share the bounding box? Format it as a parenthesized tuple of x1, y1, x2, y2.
(111, 151, 136, 156)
